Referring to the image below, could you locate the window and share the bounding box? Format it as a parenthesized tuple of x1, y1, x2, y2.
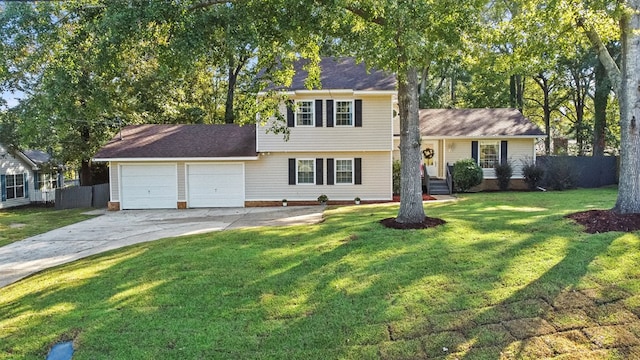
(38, 173, 58, 190)
(6, 174, 24, 200)
(296, 101, 314, 126)
(335, 100, 353, 126)
(479, 141, 500, 168)
(335, 159, 353, 184)
(297, 159, 315, 184)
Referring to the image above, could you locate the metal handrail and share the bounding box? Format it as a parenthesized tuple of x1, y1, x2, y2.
(446, 164, 453, 195)
(423, 164, 430, 195)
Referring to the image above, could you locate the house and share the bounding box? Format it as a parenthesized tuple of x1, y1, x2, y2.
(392, 108, 545, 191)
(94, 57, 544, 210)
(0, 145, 63, 209)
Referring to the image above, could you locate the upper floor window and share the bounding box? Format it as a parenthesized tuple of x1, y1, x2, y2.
(335, 159, 353, 184)
(335, 100, 353, 126)
(6, 174, 25, 200)
(479, 141, 500, 169)
(297, 159, 315, 184)
(296, 101, 314, 126)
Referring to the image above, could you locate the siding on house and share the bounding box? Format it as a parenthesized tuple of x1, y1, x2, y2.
(257, 94, 394, 152)
(393, 138, 536, 179)
(443, 138, 535, 179)
(109, 162, 120, 202)
(0, 146, 34, 209)
(177, 161, 186, 201)
(245, 151, 392, 201)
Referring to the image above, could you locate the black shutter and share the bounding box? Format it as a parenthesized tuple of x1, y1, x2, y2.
(501, 141, 508, 165)
(355, 158, 362, 185)
(316, 158, 324, 185)
(355, 99, 362, 127)
(471, 141, 479, 164)
(326, 100, 334, 127)
(288, 158, 296, 185)
(315, 100, 323, 127)
(286, 100, 295, 127)
(327, 158, 334, 185)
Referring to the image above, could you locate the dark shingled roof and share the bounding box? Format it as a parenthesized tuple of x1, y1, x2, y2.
(94, 124, 257, 159)
(419, 108, 545, 137)
(22, 149, 53, 165)
(284, 57, 396, 91)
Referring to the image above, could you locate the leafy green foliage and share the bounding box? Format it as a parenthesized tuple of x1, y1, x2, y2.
(493, 161, 513, 191)
(392, 160, 402, 195)
(521, 157, 545, 190)
(543, 158, 579, 191)
(453, 159, 483, 192)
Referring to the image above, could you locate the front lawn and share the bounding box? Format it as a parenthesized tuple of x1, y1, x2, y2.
(2, 188, 640, 359)
(0, 206, 96, 247)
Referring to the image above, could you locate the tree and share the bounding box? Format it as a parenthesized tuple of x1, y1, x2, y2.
(577, 1, 640, 213)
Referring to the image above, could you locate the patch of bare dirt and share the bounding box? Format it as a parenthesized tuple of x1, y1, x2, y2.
(565, 209, 640, 234)
(380, 216, 446, 230)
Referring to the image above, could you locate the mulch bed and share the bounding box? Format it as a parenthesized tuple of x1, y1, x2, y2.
(565, 209, 640, 234)
(380, 216, 446, 230)
(392, 194, 437, 202)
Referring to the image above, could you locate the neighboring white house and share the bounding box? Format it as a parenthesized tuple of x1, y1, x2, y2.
(0, 145, 62, 209)
(94, 57, 545, 210)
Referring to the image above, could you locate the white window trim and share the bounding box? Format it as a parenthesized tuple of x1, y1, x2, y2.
(479, 140, 501, 169)
(296, 158, 316, 185)
(6, 174, 25, 200)
(334, 158, 354, 185)
(334, 100, 354, 127)
(295, 100, 315, 127)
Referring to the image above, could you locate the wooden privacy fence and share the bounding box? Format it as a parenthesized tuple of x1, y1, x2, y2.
(536, 156, 618, 188)
(55, 183, 109, 210)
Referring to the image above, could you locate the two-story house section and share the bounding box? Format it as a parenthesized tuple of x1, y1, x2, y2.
(246, 57, 397, 203)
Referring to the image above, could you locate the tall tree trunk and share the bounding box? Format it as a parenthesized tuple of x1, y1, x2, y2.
(224, 58, 237, 124)
(79, 125, 92, 186)
(510, 74, 524, 112)
(397, 66, 426, 223)
(592, 59, 609, 156)
(613, 5, 640, 214)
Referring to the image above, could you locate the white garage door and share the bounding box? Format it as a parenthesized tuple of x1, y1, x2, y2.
(187, 164, 244, 207)
(120, 165, 177, 209)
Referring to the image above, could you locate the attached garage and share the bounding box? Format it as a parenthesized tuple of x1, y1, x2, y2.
(93, 124, 258, 211)
(187, 163, 244, 207)
(120, 164, 177, 209)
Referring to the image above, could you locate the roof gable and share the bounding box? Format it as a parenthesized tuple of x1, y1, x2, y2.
(418, 108, 545, 137)
(94, 124, 257, 159)
(279, 57, 397, 92)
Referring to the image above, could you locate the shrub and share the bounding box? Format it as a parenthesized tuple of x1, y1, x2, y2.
(494, 160, 513, 191)
(544, 158, 579, 190)
(521, 157, 544, 190)
(452, 159, 483, 192)
(392, 160, 401, 195)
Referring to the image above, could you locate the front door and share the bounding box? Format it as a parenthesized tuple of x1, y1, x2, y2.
(422, 142, 438, 177)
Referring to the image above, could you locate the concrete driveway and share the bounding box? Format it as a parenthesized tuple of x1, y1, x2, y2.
(0, 206, 323, 288)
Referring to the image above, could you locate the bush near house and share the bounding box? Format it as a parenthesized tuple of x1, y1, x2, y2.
(494, 161, 513, 191)
(543, 157, 579, 190)
(521, 157, 545, 190)
(392, 160, 401, 195)
(452, 159, 483, 192)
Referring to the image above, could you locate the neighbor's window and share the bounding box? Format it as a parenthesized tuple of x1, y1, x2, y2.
(335, 100, 353, 126)
(296, 101, 314, 126)
(38, 173, 58, 190)
(335, 159, 354, 184)
(6, 174, 24, 200)
(297, 159, 315, 184)
(479, 141, 500, 168)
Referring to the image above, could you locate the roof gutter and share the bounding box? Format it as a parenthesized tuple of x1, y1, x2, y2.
(93, 156, 260, 162)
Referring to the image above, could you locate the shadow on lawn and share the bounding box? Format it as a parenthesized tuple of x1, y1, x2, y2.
(1, 190, 633, 359)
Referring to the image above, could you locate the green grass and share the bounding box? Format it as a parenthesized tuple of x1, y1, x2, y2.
(0, 206, 96, 247)
(2, 188, 640, 359)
